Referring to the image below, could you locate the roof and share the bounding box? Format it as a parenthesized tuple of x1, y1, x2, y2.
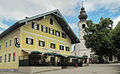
(0, 9, 80, 44)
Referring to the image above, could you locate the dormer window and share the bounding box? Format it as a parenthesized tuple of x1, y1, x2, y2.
(50, 18, 53, 25)
(82, 24, 85, 28)
(32, 22, 39, 30)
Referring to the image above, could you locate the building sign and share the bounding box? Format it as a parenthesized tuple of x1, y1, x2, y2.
(14, 38, 20, 48)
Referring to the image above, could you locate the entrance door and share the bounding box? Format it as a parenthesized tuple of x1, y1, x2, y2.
(50, 56, 55, 66)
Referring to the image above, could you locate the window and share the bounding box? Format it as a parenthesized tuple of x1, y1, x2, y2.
(49, 28, 54, 35)
(41, 25, 48, 33)
(13, 52, 15, 61)
(55, 30, 60, 37)
(10, 40, 11, 46)
(26, 38, 33, 45)
(6, 41, 7, 48)
(39, 40, 45, 47)
(60, 45, 64, 50)
(66, 46, 70, 51)
(32, 22, 39, 30)
(50, 43, 56, 49)
(50, 18, 53, 25)
(62, 33, 66, 38)
(0, 56, 2, 63)
(0, 44, 1, 50)
(8, 54, 11, 62)
(4, 55, 6, 62)
(82, 24, 86, 28)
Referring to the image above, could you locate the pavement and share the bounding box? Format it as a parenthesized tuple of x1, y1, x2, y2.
(0, 63, 120, 74)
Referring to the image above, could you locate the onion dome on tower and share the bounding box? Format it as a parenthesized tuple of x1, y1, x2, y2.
(78, 2, 88, 20)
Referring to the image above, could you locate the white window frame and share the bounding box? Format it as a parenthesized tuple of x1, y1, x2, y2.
(39, 40, 45, 47)
(26, 37, 33, 45)
(49, 28, 54, 35)
(60, 45, 64, 50)
(50, 42, 56, 49)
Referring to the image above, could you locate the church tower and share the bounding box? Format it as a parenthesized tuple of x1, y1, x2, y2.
(73, 2, 91, 58)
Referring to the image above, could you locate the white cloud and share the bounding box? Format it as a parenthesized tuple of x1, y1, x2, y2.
(84, 0, 120, 13)
(0, 0, 80, 21)
(0, 21, 9, 29)
(113, 16, 120, 28)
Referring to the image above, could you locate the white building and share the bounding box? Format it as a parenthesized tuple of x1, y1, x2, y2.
(72, 5, 92, 58)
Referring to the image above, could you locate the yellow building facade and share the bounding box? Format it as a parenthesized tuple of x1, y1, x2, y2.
(0, 10, 79, 70)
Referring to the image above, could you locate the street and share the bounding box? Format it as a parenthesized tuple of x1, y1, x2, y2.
(0, 63, 120, 74)
(39, 63, 120, 74)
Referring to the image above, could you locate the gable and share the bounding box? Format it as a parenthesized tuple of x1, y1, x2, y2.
(0, 9, 79, 44)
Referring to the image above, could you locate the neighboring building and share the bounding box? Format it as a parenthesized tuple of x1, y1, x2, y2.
(0, 9, 79, 70)
(72, 5, 91, 58)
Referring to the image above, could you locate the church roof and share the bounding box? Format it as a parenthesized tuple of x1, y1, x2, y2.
(0, 9, 80, 44)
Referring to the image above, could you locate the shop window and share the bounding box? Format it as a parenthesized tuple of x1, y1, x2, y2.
(10, 40, 11, 46)
(13, 52, 15, 61)
(0, 56, 2, 63)
(82, 24, 86, 28)
(66, 46, 70, 51)
(60, 45, 64, 50)
(50, 18, 53, 25)
(4, 55, 6, 62)
(62, 33, 66, 38)
(50, 43, 56, 49)
(26, 38, 33, 45)
(39, 40, 45, 47)
(55, 30, 60, 37)
(8, 54, 11, 62)
(49, 28, 54, 35)
(41, 25, 48, 33)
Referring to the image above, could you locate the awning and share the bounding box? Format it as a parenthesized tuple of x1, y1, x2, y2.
(54, 53, 62, 56)
(44, 52, 63, 57)
(44, 52, 54, 55)
(67, 55, 78, 58)
(31, 51, 42, 54)
(22, 49, 42, 54)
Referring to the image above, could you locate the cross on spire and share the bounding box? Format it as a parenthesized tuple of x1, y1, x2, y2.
(82, 1, 84, 8)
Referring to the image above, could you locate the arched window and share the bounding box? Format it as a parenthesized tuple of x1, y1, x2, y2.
(82, 24, 86, 28)
(50, 18, 53, 25)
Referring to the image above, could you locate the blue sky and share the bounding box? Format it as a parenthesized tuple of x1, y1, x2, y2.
(0, 0, 120, 37)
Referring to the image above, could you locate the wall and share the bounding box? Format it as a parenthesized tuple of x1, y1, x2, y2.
(20, 15, 72, 56)
(0, 28, 20, 69)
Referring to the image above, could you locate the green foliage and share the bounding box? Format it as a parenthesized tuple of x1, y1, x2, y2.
(111, 22, 120, 56)
(84, 18, 114, 56)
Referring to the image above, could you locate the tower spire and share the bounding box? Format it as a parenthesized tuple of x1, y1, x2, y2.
(78, 1, 88, 21)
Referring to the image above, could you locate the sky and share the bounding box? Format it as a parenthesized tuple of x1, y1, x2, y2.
(0, 0, 120, 38)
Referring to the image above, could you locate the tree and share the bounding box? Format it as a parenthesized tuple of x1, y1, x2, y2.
(111, 22, 120, 58)
(84, 18, 113, 62)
